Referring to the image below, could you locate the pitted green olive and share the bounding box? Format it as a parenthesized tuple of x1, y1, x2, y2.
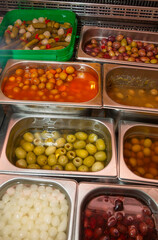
(83, 156, 95, 167)
(91, 162, 104, 172)
(22, 142, 34, 152)
(75, 132, 88, 140)
(42, 165, 51, 170)
(15, 147, 27, 159)
(64, 142, 73, 151)
(16, 159, 27, 168)
(27, 164, 40, 169)
(20, 139, 26, 146)
(74, 140, 86, 149)
(76, 149, 88, 159)
(48, 154, 57, 166)
(94, 151, 107, 161)
(78, 165, 89, 172)
(33, 146, 45, 156)
(86, 143, 97, 155)
(51, 131, 61, 139)
(52, 164, 63, 170)
(73, 157, 82, 167)
(44, 138, 54, 146)
(33, 138, 43, 146)
(45, 146, 56, 156)
(23, 132, 34, 142)
(65, 162, 77, 171)
(67, 151, 76, 160)
(58, 155, 68, 166)
(37, 155, 47, 166)
(96, 139, 106, 151)
(55, 137, 66, 147)
(55, 148, 66, 156)
(26, 152, 36, 164)
(66, 134, 76, 143)
(34, 132, 41, 139)
(88, 133, 98, 143)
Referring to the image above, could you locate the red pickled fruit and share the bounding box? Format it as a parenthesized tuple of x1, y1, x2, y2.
(128, 225, 137, 238)
(110, 227, 120, 237)
(114, 199, 124, 211)
(139, 222, 148, 235)
(115, 212, 124, 221)
(99, 236, 110, 240)
(94, 227, 103, 238)
(89, 216, 97, 229)
(84, 228, 93, 238)
(117, 223, 128, 234)
(107, 216, 117, 227)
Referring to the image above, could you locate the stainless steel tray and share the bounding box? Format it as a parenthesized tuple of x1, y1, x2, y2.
(0, 113, 117, 180)
(76, 26, 158, 68)
(0, 59, 102, 115)
(0, 174, 77, 240)
(118, 121, 158, 185)
(103, 63, 158, 116)
(0, 105, 4, 129)
(75, 182, 158, 240)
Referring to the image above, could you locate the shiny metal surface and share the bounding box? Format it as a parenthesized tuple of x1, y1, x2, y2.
(0, 174, 77, 240)
(0, 59, 102, 115)
(118, 121, 158, 185)
(0, 105, 4, 129)
(0, 113, 117, 180)
(103, 63, 158, 116)
(77, 26, 158, 68)
(75, 182, 158, 240)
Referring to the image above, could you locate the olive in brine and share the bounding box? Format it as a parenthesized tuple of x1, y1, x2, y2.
(75, 132, 88, 141)
(86, 143, 97, 155)
(55, 138, 66, 148)
(66, 134, 76, 143)
(73, 157, 83, 167)
(48, 154, 57, 166)
(27, 164, 40, 169)
(58, 155, 68, 166)
(74, 140, 86, 149)
(51, 131, 61, 140)
(52, 164, 63, 170)
(78, 165, 89, 172)
(26, 152, 36, 164)
(83, 156, 95, 167)
(96, 139, 106, 151)
(15, 147, 27, 159)
(88, 133, 98, 143)
(55, 148, 66, 156)
(37, 155, 48, 166)
(67, 151, 76, 160)
(94, 151, 107, 161)
(64, 142, 73, 151)
(34, 146, 45, 156)
(16, 159, 27, 168)
(23, 132, 34, 142)
(91, 162, 104, 172)
(22, 142, 34, 152)
(45, 146, 56, 156)
(65, 162, 77, 171)
(76, 149, 88, 159)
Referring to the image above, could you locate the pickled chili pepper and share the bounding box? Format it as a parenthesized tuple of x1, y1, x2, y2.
(35, 34, 40, 40)
(46, 44, 51, 49)
(66, 27, 72, 35)
(45, 19, 51, 24)
(54, 37, 59, 42)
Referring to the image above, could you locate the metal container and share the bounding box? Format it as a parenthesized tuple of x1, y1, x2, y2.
(76, 25, 158, 68)
(0, 59, 102, 115)
(118, 120, 158, 185)
(75, 182, 158, 240)
(103, 64, 158, 121)
(0, 174, 77, 240)
(0, 105, 4, 129)
(0, 113, 117, 181)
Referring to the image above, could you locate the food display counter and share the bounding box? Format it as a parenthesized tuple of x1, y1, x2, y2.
(0, 0, 158, 239)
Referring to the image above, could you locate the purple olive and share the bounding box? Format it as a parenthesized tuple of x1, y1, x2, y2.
(110, 227, 120, 237)
(115, 212, 123, 221)
(84, 46, 92, 53)
(107, 216, 117, 228)
(103, 53, 110, 59)
(126, 37, 133, 44)
(91, 38, 98, 44)
(114, 199, 123, 211)
(138, 49, 146, 57)
(117, 223, 128, 234)
(108, 36, 115, 42)
(101, 38, 108, 45)
(113, 41, 121, 49)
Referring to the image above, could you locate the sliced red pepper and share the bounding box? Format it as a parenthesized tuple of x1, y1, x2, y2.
(54, 37, 59, 42)
(46, 44, 51, 49)
(66, 27, 72, 35)
(22, 21, 26, 25)
(45, 19, 51, 24)
(35, 34, 40, 40)
(6, 30, 11, 34)
(101, 45, 105, 49)
(20, 38, 28, 43)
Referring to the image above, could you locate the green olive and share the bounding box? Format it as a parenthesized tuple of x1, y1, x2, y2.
(33, 138, 43, 146)
(23, 132, 34, 143)
(67, 151, 76, 160)
(55, 138, 66, 148)
(86, 143, 97, 155)
(48, 154, 57, 166)
(64, 142, 73, 151)
(76, 149, 88, 159)
(37, 155, 48, 166)
(19, 139, 26, 146)
(42, 165, 51, 170)
(52, 164, 63, 170)
(88, 133, 98, 143)
(44, 138, 54, 146)
(94, 151, 107, 161)
(15, 147, 27, 159)
(58, 155, 68, 166)
(45, 146, 56, 156)
(34, 132, 41, 139)
(27, 164, 40, 169)
(78, 165, 89, 172)
(16, 159, 27, 168)
(22, 142, 34, 152)
(41, 130, 50, 139)
(83, 156, 95, 167)
(51, 131, 61, 140)
(66, 134, 76, 143)
(91, 162, 104, 172)
(74, 140, 86, 149)
(26, 152, 36, 164)
(55, 148, 66, 156)
(34, 146, 45, 156)
(73, 157, 83, 167)
(96, 139, 106, 151)
(65, 162, 77, 171)
(75, 132, 88, 140)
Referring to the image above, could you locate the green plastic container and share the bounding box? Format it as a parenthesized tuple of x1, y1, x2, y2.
(0, 9, 77, 61)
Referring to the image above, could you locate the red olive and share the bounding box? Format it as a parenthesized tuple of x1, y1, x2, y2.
(103, 53, 110, 59)
(94, 227, 103, 238)
(136, 234, 143, 240)
(117, 223, 128, 234)
(84, 217, 89, 228)
(108, 36, 115, 42)
(96, 215, 104, 227)
(140, 56, 150, 62)
(93, 47, 100, 53)
(138, 49, 146, 57)
(101, 38, 108, 45)
(128, 225, 137, 238)
(145, 43, 154, 51)
(118, 54, 124, 60)
(99, 236, 110, 240)
(91, 52, 97, 57)
(114, 199, 123, 211)
(131, 47, 138, 53)
(113, 41, 121, 49)
(109, 50, 115, 57)
(116, 34, 124, 41)
(89, 216, 97, 229)
(110, 227, 120, 237)
(128, 57, 136, 62)
(124, 215, 134, 225)
(107, 41, 113, 47)
(115, 212, 123, 221)
(85, 209, 92, 217)
(131, 53, 139, 58)
(119, 46, 126, 53)
(147, 51, 154, 57)
(139, 222, 148, 235)
(107, 216, 117, 227)
(84, 228, 93, 238)
(137, 41, 143, 49)
(84, 46, 93, 53)
(142, 206, 151, 216)
(127, 37, 133, 44)
(91, 38, 97, 44)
